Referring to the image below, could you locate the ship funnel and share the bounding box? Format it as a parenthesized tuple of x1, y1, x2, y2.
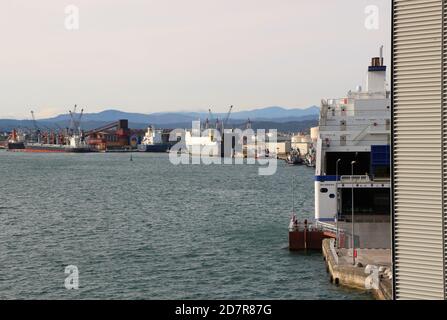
(371, 57, 382, 67)
(367, 46, 387, 93)
(370, 45, 385, 67)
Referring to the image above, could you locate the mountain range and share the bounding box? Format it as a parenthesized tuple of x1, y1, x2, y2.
(0, 106, 319, 132)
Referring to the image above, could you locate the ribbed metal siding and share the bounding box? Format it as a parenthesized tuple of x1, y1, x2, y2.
(393, 0, 445, 300)
(443, 0, 447, 299)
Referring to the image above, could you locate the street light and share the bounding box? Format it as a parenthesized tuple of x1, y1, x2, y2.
(335, 159, 341, 249)
(351, 160, 357, 265)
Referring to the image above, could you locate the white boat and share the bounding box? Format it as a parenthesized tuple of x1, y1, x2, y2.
(286, 149, 303, 165)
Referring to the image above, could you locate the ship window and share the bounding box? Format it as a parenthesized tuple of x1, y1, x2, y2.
(340, 188, 390, 219)
(320, 188, 328, 193)
(329, 194, 336, 199)
(325, 152, 371, 176)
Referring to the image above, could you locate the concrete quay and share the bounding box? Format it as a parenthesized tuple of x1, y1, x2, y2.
(322, 239, 392, 300)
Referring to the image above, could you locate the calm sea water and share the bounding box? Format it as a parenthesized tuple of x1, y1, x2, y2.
(0, 150, 370, 299)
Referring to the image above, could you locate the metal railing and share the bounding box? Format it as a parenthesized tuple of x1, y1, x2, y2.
(340, 175, 371, 183)
(315, 220, 337, 234)
(289, 222, 322, 233)
(329, 239, 339, 265)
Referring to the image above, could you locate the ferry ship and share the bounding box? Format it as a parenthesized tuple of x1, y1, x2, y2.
(315, 49, 390, 227)
(290, 49, 391, 250)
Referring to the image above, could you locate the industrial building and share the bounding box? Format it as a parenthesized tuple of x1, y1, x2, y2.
(291, 134, 312, 156)
(86, 120, 132, 151)
(84, 120, 174, 152)
(392, 0, 447, 300)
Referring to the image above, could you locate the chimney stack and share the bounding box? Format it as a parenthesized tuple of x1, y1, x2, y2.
(367, 46, 387, 93)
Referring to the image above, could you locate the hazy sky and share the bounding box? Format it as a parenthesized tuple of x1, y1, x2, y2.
(0, 0, 390, 119)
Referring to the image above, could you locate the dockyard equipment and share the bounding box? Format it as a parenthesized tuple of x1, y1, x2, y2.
(223, 105, 233, 128)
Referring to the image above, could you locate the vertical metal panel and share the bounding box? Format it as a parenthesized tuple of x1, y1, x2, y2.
(443, 0, 447, 299)
(393, 0, 446, 300)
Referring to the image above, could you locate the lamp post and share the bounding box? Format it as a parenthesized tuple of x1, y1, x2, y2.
(335, 159, 341, 248)
(351, 160, 356, 265)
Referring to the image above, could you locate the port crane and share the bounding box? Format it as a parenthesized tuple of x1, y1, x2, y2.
(210, 105, 234, 133)
(245, 118, 252, 130)
(223, 105, 233, 128)
(77, 109, 84, 133)
(207, 108, 219, 129)
(30, 111, 39, 131)
(69, 106, 84, 135)
(203, 108, 211, 130)
(29, 110, 43, 142)
(69, 105, 77, 131)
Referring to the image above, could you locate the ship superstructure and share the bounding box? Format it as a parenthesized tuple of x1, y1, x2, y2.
(315, 49, 391, 224)
(137, 125, 173, 152)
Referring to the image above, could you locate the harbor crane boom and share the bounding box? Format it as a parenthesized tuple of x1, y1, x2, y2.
(223, 105, 233, 127)
(83, 120, 124, 137)
(30, 110, 38, 130)
(69, 110, 75, 132)
(208, 108, 216, 129)
(69, 105, 77, 132)
(77, 109, 84, 132)
(68, 105, 76, 130)
(68, 105, 84, 134)
(246, 118, 252, 130)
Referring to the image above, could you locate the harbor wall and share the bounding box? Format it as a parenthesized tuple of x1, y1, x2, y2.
(322, 239, 392, 300)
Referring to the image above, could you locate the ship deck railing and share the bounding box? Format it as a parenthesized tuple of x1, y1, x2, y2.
(315, 221, 338, 234)
(339, 175, 371, 183)
(288, 223, 323, 233)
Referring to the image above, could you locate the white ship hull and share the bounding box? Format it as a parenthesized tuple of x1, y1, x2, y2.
(314, 54, 391, 223)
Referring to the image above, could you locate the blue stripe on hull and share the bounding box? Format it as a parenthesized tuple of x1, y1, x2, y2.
(315, 175, 338, 182)
(317, 218, 336, 222)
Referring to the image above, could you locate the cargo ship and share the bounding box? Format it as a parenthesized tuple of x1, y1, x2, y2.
(7, 132, 92, 153)
(6, 106, 95, 153)
(8, 143, 92, 153)
(137, 126, 173, 152)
